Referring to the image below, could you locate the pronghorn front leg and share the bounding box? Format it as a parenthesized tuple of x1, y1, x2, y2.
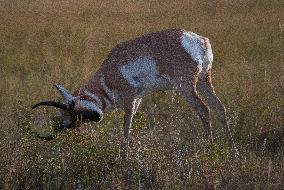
(121, 99, 136, 157)
(133, 98, 142, 114)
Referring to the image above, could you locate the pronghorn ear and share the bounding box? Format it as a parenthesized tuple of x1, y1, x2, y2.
(53, 84, 75, 104)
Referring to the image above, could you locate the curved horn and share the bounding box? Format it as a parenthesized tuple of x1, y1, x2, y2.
(32, 101, 68, 110)
(53, 84, 74, 103)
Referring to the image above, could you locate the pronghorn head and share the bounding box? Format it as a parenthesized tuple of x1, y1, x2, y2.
(32, 84, 103, 131)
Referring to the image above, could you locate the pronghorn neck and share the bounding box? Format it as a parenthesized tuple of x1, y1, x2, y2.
(73, 76, 119, 113)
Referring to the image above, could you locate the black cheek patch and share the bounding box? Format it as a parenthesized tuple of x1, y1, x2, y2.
(77, 110, 102, 122)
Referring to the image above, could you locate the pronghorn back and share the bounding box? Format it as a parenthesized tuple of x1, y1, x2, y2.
(83, 28, 214, 100)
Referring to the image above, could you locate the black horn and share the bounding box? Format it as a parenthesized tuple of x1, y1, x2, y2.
(32, 101, 68, 110)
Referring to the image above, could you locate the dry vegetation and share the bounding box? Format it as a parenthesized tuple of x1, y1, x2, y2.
(0, 0, 283, 189)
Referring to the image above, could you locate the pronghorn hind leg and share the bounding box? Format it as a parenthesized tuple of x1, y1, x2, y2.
(177, 80, 213, 142)
(197, 71, 238, 156)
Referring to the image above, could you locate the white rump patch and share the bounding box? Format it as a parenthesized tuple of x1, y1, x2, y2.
(120, 56, 171, 97)
(181, 32, 213, 75)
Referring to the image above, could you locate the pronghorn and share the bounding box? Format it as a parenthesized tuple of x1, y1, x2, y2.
(33, 28, 237, 154)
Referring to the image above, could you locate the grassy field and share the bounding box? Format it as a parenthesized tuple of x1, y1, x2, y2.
(0, 0, 283, 189)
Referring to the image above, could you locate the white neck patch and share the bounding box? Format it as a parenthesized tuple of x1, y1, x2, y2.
(84, 90, 103, 108)
(100, 77, 121, 109)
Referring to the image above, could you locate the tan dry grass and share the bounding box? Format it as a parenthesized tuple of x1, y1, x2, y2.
(0, 0, 283, 189)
